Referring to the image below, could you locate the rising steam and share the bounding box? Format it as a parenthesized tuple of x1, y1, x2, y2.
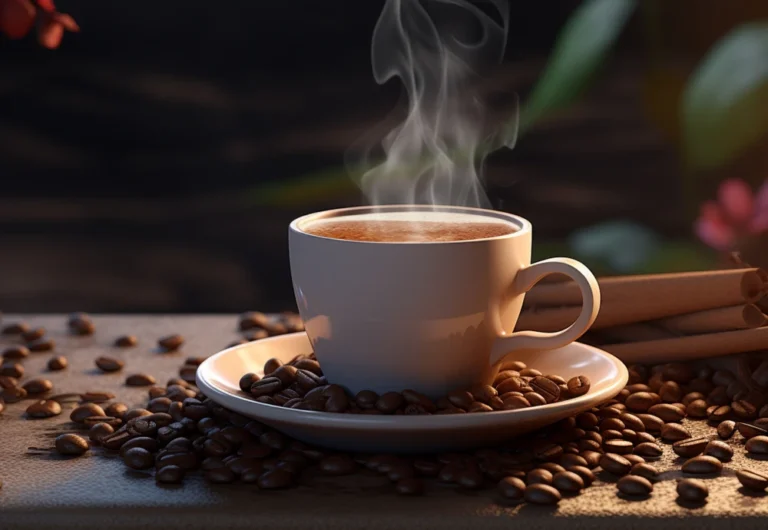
(348, 0, 516, 208)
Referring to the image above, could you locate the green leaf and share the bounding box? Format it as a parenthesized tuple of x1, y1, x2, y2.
(682, 23, 768, 170)
(520, 0, 636, 132)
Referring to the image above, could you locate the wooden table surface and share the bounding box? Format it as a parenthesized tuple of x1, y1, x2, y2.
(1, 315, 768, 530)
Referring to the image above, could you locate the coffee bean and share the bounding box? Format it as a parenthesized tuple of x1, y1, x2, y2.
(84, 415, 121, 428)
(567, 376, 590, 397)
(55, 433, 89, 456)
(618, 413, 645, 432)
(601, 418, 625, 432)
(552, 471, 583, 493)
(661, 423, 691, 442)
(682, 392, 705, 406)
(95, 356, 124, 373)
(581, 451, 602, 468)
(114, 335, 138, 348)
(573, 412, 597, 430)
(663, 363, 694, 383)
(89, 422, 115, 443)
(708, 405, 731, 422)
(702, 440, 732, 462)
(560, 454, 588, 468)
(529, 376, 560, 403)
(26, 399, 61, 418)
(538, 462, 566, 475)
(67, 313, 94, 336)
(496, 376, 525, 395)
(123, 447, 154, 470)
(2, 322, 29, 335)
(630, 463, 658, 481)
(617, 475, 653, 497)
(567, 466, 595, 486)
(673, 436, 709, 458)
(494, 370, 519, 385)
(732, 399, 757, 420)
(604, 439, 634, 455)
(387, 476, 423, 496)
(717, 420, 736, 439)
(239, 372, 261, 392)
(203, 466, 236, 483)
(635, 414, 664, 432)
(27, 338, 54, 352)
(636, 432, 656, 445)
(1, 362, 23, 378)
(648, 403, 685, 423)
(155, 465, 184, 484)
(126, 374, 156, 387)
(686, 399, 709, 418)
(2, 346, 29, 360)
(254, 468, 292, 489)
(746, 435, 768, 454)
(80, 391, 116, 403)
(45, 355, 67, 371)
(70, 403, 106, 423)
(272, 365, 298, 387)
(148, 397, 172, 413)
(498, 476, 526, 499)
(325, 389, 350, 413)
(535, 444, 564, 462)
(527, 468, 553, 485)
(158, 334, 184, 351)
(625, 392, 660, 413)
(524, 483, 561, 505)
(318, 454, 356, 475)
(101, 429, 134, 450)
(239, 311, 269, 331)
(119, 437, 159, 456)
(376, 392, 404, 414)
(634, 442, 663, 458)
(682, 455, 722, 474)
(599, 453, 632, 476)
(658, 381, 682, 403)
(2, 385, 26, 403)
(677, 478, 708, 502)
(22, 378, 52, 395)
(736, 469, 768, 491)
(601, 429, 622, 440)
(737, 422, 768, 439)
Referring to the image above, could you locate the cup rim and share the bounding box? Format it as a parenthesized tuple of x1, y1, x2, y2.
(289, 205, 531, 245)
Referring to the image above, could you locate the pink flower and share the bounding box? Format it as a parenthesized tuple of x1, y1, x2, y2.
(0, 0, 77, 48)
(696, 178, 768, 250)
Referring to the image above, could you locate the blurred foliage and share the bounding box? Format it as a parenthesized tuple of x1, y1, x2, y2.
(682, 23, 768, 171)
(533, 238, 718, 276)
(520, 0, 636, 132)
(567, 221, 659, 273)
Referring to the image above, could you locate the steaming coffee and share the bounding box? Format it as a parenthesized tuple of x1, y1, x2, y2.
(304, 212, 517, 243)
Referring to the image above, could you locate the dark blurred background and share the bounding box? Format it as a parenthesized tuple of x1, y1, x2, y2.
(2, 0, 767, 312)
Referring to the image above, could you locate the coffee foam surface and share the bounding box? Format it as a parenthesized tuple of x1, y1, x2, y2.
(306, 211, 513, 228)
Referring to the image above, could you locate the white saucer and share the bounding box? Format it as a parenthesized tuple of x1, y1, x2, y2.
(196, 333, 628, 453)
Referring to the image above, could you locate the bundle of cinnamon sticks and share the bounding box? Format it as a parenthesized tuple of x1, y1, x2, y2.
(518, 266, 768, 364)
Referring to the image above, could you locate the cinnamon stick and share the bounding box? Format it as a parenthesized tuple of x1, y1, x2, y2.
(654, 304, 767, 335)
(517, 269, 767, 331)
(601, 327, 768, 363)
(523, 268, 766, 308)
(591, 323, 678, 344)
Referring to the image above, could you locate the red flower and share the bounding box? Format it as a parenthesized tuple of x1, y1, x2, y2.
(0, 0, 78, 48)
(695, 178, 768, 250)
(0, 0, 35, 39)
(37, 9, 78, 48)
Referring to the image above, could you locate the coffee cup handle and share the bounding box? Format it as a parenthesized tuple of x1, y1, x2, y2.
(489, 258, 601, 365)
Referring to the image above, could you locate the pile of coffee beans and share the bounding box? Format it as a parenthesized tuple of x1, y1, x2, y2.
(238, 357, 590, 415)
(3, 312, 768, 507)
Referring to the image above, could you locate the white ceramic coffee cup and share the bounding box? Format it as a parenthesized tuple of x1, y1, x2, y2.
(289, 205, 600, 398)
